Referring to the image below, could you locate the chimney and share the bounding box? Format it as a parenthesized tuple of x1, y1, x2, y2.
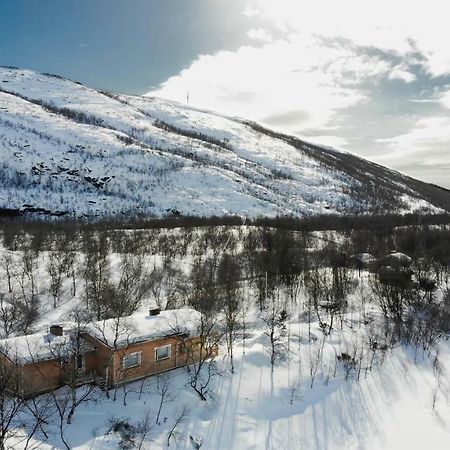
(149, 308, 161, 316)
(50, 325, 63, 336)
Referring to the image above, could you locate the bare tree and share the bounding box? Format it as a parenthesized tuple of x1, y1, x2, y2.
(167, 404, 190, 447)
(173, 314, 221, 401)
(89, 315, 134, 400)
(105, 253, 151, 318)
(0, 356, 27, 450)
(17, 250, 38, 310)
(81, 231, 111, 320)
(46, 250, 71, 309)
(370, 275, 411, 323)
(106, 410, 154, 450)
(155, 374, 174, 425)
(217, 254, 241, 373)
(22, 395, 53, 450)
(135, 410, 154, 450)
(148, 265, 165, 308)
(64, 251, 77, 297)
(0, 253, 15, 294)
(61, 317, 99, 424)
(261, 293, 288, 371)
(303, 267, 323, 339)
(0, 293, 37, 338)
(47, 388, 72, 450)
(309, 337, 325, 388)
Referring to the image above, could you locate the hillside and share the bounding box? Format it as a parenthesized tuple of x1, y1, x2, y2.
(0, 66, 449, 219)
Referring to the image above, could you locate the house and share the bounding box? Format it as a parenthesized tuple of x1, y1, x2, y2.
(0, 308, 217, 398)
(378, 251, 413, 285)
(379, 252, 413, 269)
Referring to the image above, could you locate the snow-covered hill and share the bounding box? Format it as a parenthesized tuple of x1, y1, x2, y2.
(1, 66, 449, 219)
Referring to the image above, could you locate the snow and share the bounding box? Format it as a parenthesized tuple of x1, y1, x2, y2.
(0, 232, 450, 448)
(87, 308, 200, 348)
(12, 309, 450, 449)
(0, 326, 73, 363)
(0, 308, 199, 362)
(0, 66, 443, 219)
(0, 66, 449, 448)
(353, 252, 377, 264)
(381, 252, 413, 266)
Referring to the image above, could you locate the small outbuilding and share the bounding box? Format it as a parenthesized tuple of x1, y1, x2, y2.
(379, 252, 413, 269)
(378, 251, 413, 285)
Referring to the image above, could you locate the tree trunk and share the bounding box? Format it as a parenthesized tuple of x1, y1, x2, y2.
(67, 387, 77, 424)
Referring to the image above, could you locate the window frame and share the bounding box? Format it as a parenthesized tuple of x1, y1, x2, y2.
(121, 351, 142, 370)
(76, 353, 85, 372)
(155, 344, 172, 362)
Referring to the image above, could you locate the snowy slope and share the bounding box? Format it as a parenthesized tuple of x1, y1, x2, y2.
(1, 67, 449, 219)
(7, 267, 450, 450)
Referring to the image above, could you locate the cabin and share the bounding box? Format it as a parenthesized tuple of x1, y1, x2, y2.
(379, 252, 413, 269)
(378, 251, 413, 285)
(0, 308, 217, 398)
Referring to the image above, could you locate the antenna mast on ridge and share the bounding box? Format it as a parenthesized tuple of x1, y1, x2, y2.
(186, 91, 190, 106)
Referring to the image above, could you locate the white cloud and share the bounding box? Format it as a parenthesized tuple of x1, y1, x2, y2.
(148, 1, 450, 133)
(374, 116, 450, 187)
(248, 0, 450, 77)
(242, 5, 261, 18)
(376, 116, 450, 165)
(247, 27, 273, 43)
(439, 89, 450, 109)
(148, 35, 391, 132)
(148, 0, 450, 187)
(389, 69, 416, 83)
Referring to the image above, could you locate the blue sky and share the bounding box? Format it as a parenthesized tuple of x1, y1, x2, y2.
(0, 0, 253, 93)
(1, 0, 450, 188)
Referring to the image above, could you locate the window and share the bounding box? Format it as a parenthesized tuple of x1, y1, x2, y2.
(122, 352, 141, 369)
(76, 354, 85, 371)
(155, 345, 171, 361)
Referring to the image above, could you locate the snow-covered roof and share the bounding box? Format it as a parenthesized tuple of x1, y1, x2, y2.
(86, 308, 201, 349)
(381, 252, 413, 266)
(0, 308, 201, 363)
(0, 328, 73, 364)
(352, 253, 376, 263)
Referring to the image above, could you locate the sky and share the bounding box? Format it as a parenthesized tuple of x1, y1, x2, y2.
(1, 0, 449, 188)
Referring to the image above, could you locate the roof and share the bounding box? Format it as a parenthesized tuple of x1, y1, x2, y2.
(86, 308, 201, 349)
(351, 253, 376, 263)
(381, 252, 413, 267)
(0, 328, 74, 364)
(0, 308, 201, 363)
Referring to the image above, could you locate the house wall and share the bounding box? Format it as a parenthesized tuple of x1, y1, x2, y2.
(21, 359, 62, 397)
(107, 336, 216, 386)
(111, 336, 180, 385)
(0, 353, 23, 395)
(84, 349, 100, 375)
(20, 349, 101, 398)
(80, 333, 114, 383)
